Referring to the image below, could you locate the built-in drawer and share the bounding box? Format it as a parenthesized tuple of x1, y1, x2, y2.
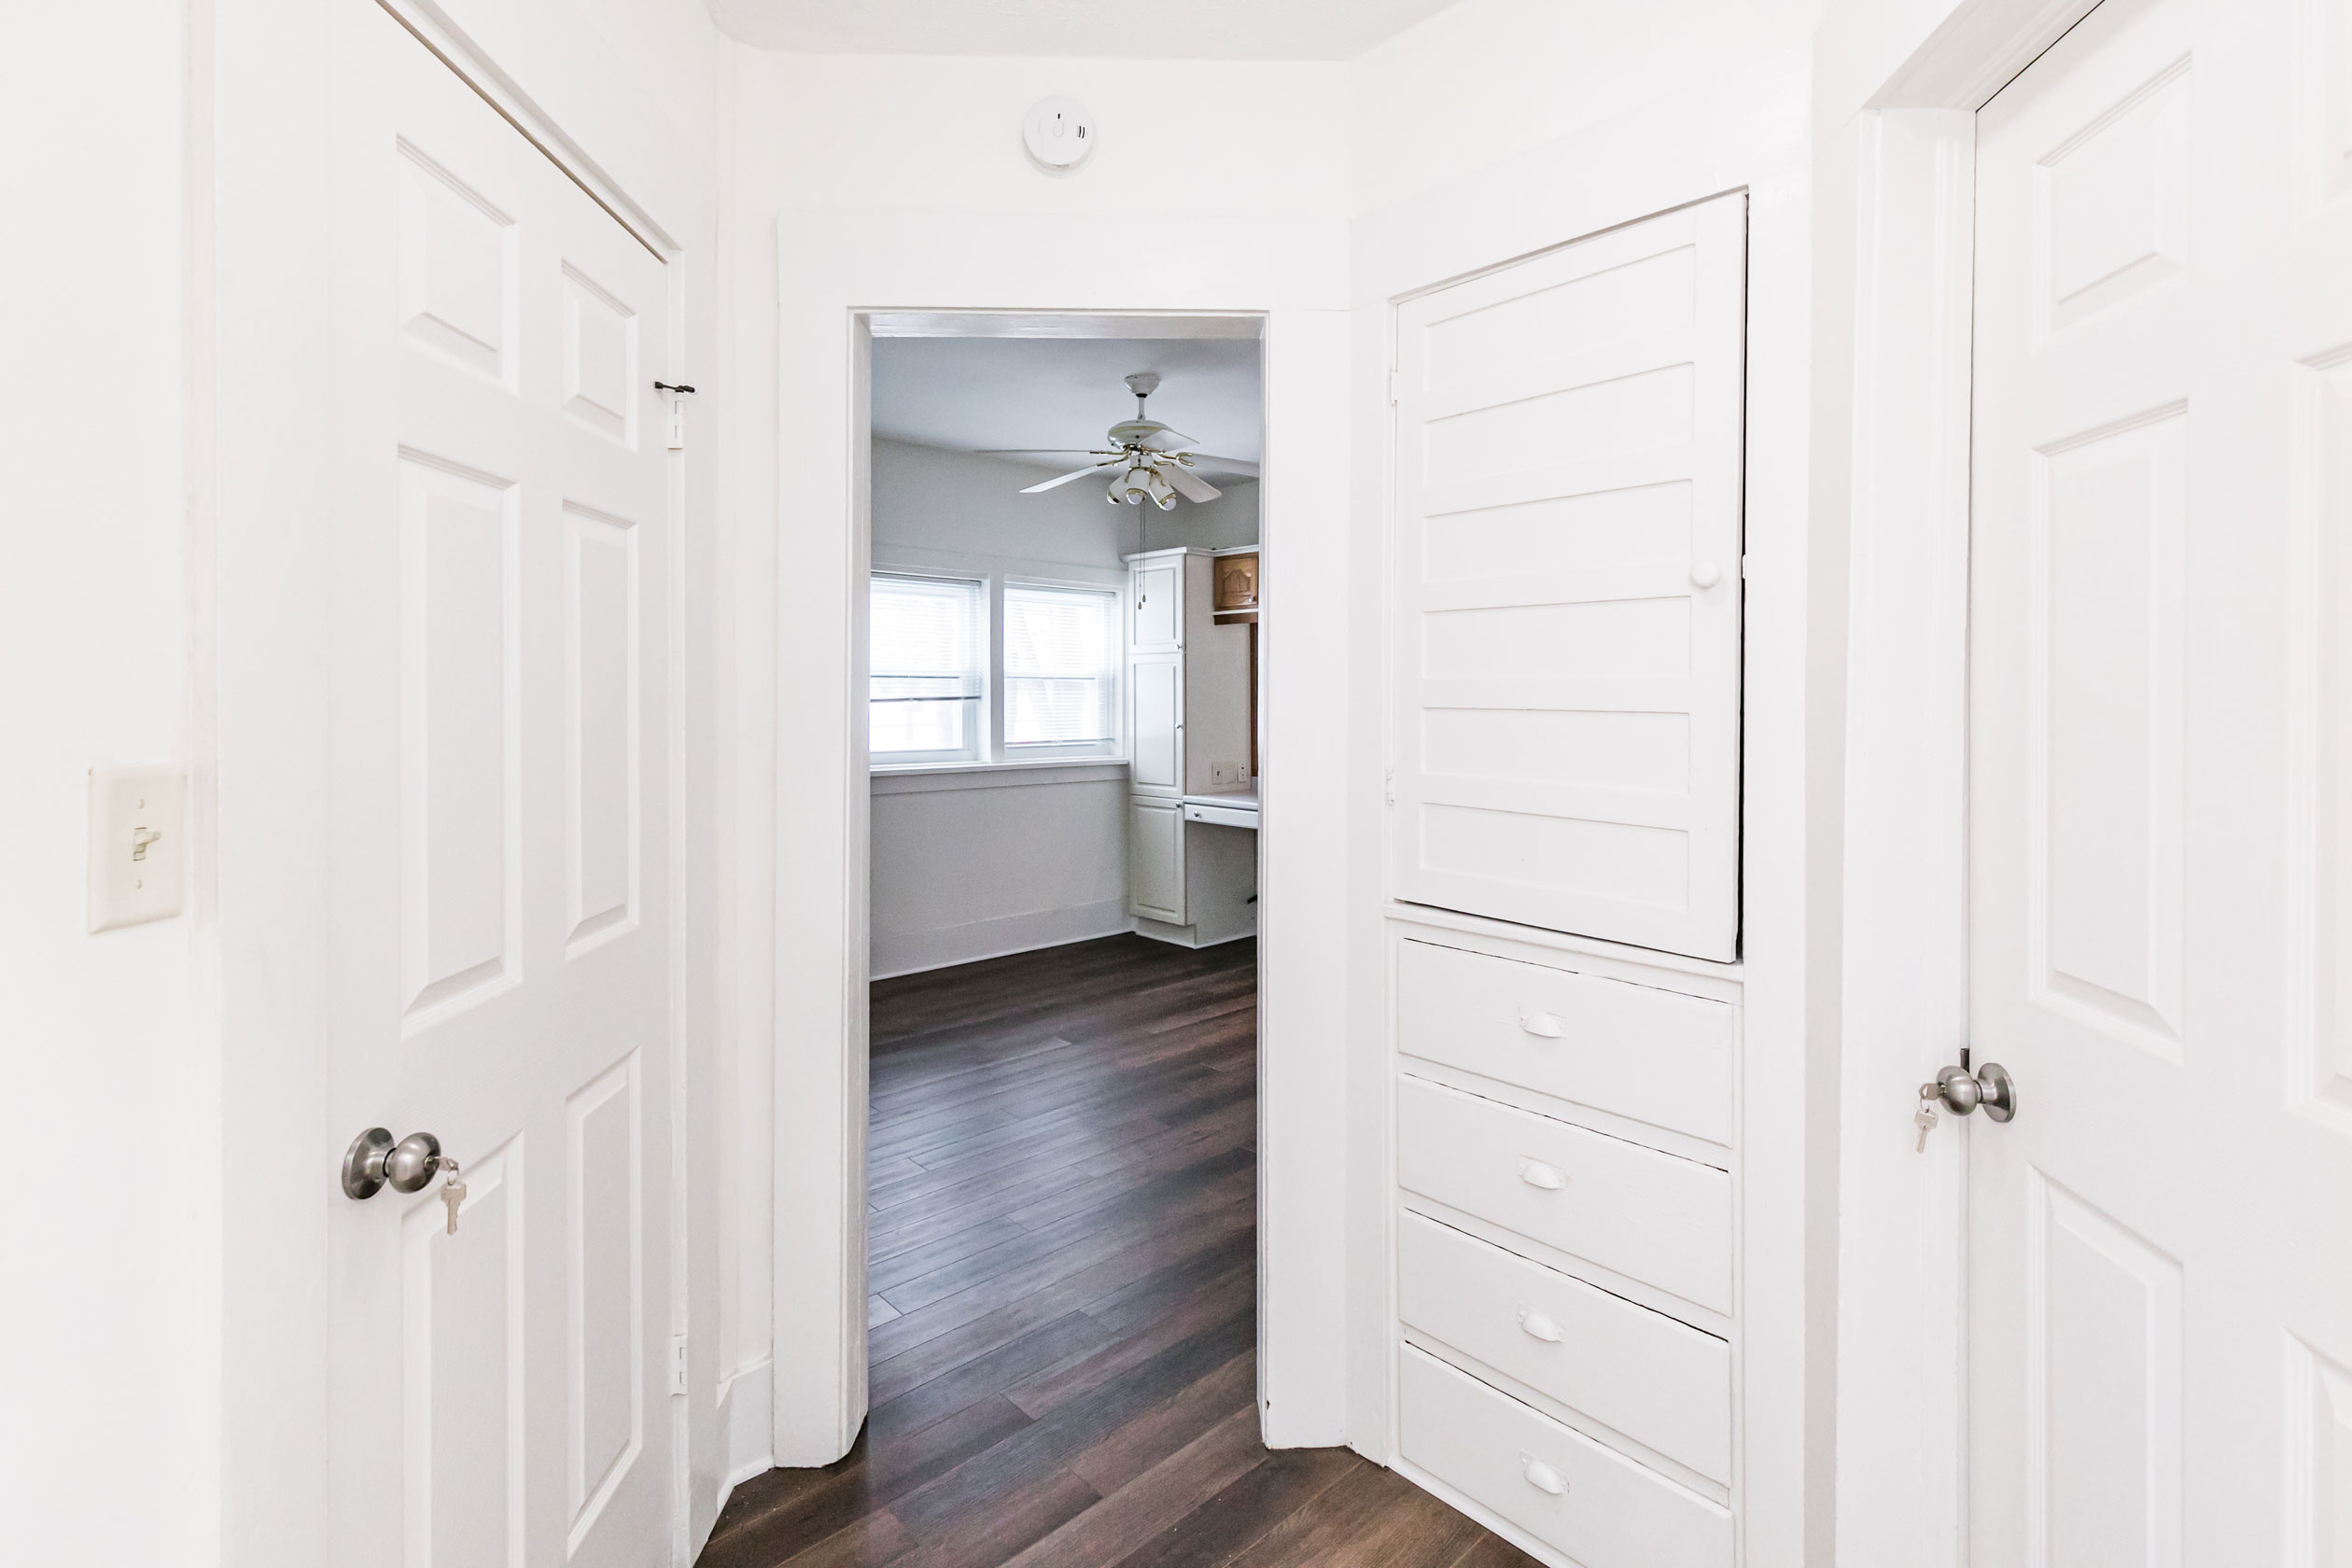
(1182, 799, 1259, 830)
(1396, 1076, 1729, 1316)
(1397, 940, 1732, 1150)
(1398, 1211, 1730, 1485)
(1399, 1345, 1732, 1568)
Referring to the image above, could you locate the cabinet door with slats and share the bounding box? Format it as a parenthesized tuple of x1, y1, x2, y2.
(1390, 194, 1746, 959)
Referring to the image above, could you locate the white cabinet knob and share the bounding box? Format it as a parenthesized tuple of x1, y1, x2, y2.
(1519, 1010, 1564, 1039)
(1520, 1455, 1568, 1496)
(1518, 1307, 1562, 1343)
(1518, 1157, 1565, 1190)
(1690, 560, 1723, 589)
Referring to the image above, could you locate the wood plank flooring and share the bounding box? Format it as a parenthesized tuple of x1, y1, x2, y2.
(701, 933, 1535, 1568)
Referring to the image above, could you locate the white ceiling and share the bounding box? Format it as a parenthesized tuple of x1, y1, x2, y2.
(871, 337, 1263, 479)
(702, 0, 1456, 59)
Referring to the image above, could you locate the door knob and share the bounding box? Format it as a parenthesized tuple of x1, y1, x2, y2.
(342, 1127, 448, 1198)
(1921, 1061, 2017, 1123)
(1690, 560, 1723, 589)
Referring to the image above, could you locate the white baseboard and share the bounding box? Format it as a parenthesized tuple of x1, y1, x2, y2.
(870, 898, 1132, 980)
(713, 1357, 775, 1526)
(1133, 915, 1258, 950)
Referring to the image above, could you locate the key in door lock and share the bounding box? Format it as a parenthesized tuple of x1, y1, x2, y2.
(1920, 1060, 2018, 1123)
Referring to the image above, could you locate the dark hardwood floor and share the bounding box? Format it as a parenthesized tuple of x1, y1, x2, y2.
(700, 933, 1536, 1568)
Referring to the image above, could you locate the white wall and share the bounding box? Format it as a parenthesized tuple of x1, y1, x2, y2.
(734, 52, 1349, 217)
(0, 6, 210, 1564)
(867, 440, 1150, 978)
(5, 1, 738, 1564)
(1349, 0, 1824, 213)
(873, 437, 1143, 563)
(872, 766, 1132, 977)
(726, 37, 1352, 1463)
(729, 2, 1852, 1517)
(1343, 15, 1830, 1562)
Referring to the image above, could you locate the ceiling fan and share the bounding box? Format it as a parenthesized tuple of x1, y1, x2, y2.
(979, 372, 1258, 511)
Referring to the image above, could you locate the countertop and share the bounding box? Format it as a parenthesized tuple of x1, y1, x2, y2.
(1180, 787, 1259, 812)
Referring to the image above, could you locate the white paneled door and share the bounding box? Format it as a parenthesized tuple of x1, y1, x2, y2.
(1389, 195, 1746, 960)
(1969, 0, 2352, 1561)
(327, 7, 673, 1567)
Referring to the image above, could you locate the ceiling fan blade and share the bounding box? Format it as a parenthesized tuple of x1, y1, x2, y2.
(977, 448, 1119, 460)
(1020, 461, 1118, 494)
(1182, 455, 1259, 479)
(1139, 427, 1197, 452)
(1158, 463, 1222, 504)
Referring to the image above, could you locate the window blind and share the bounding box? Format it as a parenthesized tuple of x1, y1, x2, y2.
(1003, 583, 1115, 748)
(870, 573, 983, 759)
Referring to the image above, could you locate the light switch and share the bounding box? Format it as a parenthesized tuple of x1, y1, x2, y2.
(88, 764, 185, 932)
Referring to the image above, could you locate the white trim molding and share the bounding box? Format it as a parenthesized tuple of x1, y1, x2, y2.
(761, 217, 1351, 1462)
(871, 759, 1131, 793)
(1824, 4, 2106, 1565)
(1831, 102, 1977, 1568)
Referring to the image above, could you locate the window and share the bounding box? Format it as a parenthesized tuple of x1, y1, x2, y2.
(870, 573, 984, 762)
(869, 571, 1123, 768)
(1003, 584, 1117, 752)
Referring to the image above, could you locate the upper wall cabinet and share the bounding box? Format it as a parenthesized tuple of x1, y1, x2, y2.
(1131, 553, 1184, 653)
(1212, 550, 1260, 621)
(1388, 194, 1746, 961)
(1127, 548, 1252, 800)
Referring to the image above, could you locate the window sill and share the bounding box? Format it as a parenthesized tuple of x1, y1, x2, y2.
(870, 758, 1131, 795)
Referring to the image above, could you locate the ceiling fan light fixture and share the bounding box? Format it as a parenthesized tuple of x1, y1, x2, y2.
(1113, 465, 1155, 507)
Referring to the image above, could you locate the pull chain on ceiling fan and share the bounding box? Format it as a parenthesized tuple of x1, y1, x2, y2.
(976, 371, 1259, 511)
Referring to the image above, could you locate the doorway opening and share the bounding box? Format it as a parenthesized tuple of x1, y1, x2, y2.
(858, 320, 1269, 1509)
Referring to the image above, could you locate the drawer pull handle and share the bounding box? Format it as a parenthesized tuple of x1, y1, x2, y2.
(1518, 1157, 1565, 1190)
(1520, 1455, 1568, 1496)
(1518, 1307, 1562, 1342)
(1519, 1010, 1564, 1039)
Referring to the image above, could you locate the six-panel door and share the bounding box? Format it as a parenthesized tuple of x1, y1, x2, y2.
(1969, 0, 2352, 1561)
(326, 7, 673, 1565)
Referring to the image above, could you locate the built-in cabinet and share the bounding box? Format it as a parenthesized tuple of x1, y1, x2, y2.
(1381, 194, 1752, 1568)
(1387, 192, 1746, 964)
(1388, 924, 1740, 1568)
(1126, 547, 1255, 946)
(1127, 795, 1185, 922)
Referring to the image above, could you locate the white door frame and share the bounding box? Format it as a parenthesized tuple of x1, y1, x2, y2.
(1831, 2, 2106, 1563)
(765, 208, 1354, 1463)
(793, 307, 1295, 1458)
(207, 1, 715, 1561)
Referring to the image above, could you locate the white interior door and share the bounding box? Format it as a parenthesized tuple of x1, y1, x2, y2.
(1968, 0, 2352, 1561)
(326, 7, 673, 1565)
(1389, 194, 1746, 961)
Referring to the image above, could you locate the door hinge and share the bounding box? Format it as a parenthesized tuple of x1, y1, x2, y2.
(669, 1334, 690, 1396)
(1384, 767, 1395, 806)
(1387, 368, 1399, 407)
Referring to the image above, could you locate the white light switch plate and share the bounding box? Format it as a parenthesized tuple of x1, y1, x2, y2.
(88, 764, 185, 932)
